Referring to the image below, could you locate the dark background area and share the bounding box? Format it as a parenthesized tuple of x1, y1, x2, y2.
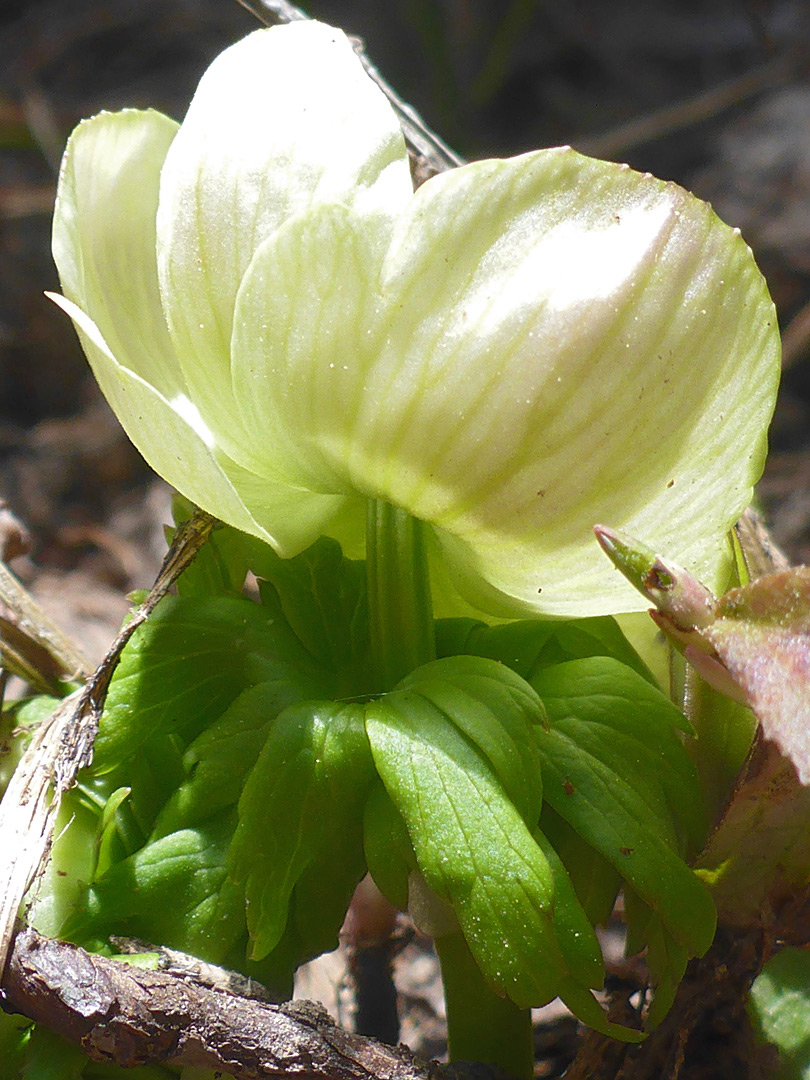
(1, 0, 809, 657)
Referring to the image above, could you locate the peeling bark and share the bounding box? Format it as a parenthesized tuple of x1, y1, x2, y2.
(3, 929, 442, 1080)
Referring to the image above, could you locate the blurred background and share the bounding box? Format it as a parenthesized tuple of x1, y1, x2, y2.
(1, 0, 809, 658)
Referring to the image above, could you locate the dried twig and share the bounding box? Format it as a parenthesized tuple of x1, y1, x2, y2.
(575, 51, 796, 160)
(3, 928, 443, 1080)
(0, 559, 90, 693)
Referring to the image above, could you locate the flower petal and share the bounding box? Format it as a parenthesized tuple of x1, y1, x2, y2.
(52, 109, 185, 400)
(156, 21, 412, 456)
(366, 149, 779, 615)
(227, 149, 779, 616)
(231, 202, 391, 494)
(48, 294, 343, 554)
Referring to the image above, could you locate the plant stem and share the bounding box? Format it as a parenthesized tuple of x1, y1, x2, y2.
(435, 933, 534, 1080)
(366, 500, 435, 691)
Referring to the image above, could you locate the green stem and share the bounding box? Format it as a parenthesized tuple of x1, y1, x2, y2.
(366, 500, 435, 690)
(435, 933, 534, 1080)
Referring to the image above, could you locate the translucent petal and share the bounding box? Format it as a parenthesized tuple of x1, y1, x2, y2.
(52, 109, 185, 400)
(231, 202, 392, 491)
(363, 150, 779, 615)
(156, 21, 412, 466)
(48, 295, 342, 554)
(228, 150, 778, 615)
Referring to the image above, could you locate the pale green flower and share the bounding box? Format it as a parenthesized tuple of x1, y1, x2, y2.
(50, 21, 780, 617)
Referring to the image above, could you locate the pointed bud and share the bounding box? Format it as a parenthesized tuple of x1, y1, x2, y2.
(594, 525, 716, 630)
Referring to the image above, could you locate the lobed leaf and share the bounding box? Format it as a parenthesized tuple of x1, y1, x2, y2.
(229, 700, 375, 960)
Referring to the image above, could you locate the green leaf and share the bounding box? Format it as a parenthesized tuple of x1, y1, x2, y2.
(153, 678, 319, 837)
(0, 1012, 31, 1077)
(30, 796, 98, 940)
(531, 656, 707, 854)
(366, 691, 566, 1008)
(254, 536, 372, 696)
(535, 713, 715, 956)
(436, 615, 656, 685)
(540, 805, 621, 927)
(70, 817, 245, 965)
(533, 827, 603, 990)
(172, 494, 252, 598)
(397, 655, 546, 824)
(623, 886, 688, 1030)
(363, 781, 415, 913)
(94, 594, 325, 771)
(229, 700, 375, 961)
(85, 732, 186, 859)
(22, 1025, 87, 1080)
(749, 948, 810, 1078)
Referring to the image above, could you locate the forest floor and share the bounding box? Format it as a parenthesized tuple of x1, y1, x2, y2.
(1, 1, 809, 1076)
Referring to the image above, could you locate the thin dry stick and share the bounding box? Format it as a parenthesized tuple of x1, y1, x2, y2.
(0, 511, 216, 984)
(781, 295, 810, 372)
(575, 51, 796, 160)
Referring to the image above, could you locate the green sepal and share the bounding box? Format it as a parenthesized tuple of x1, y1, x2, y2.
(435, 614, 656, 686)
(365, 687, 566, 1008)
(397, 655, 546, 824)
(94, 593, 324, 771)
(229, 700, 375, 961)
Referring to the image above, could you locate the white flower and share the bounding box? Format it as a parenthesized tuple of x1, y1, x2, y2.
(50, 21, 780, 617)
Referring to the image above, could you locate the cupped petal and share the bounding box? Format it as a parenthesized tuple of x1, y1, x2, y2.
(156, 21, 412, 462)
(362, 149, 779, 615)
(227, 148, 779, 616)
(48, 295, 343, 554)
(52, 109, 185, 400)
(231, 202, 392, 491)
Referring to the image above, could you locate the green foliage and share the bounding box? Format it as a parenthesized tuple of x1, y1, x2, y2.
(94, 593, 321, 771)
(749, 948, 810, 1079)
(69, 817, 246, 963)
(14, 525, 712, 1071)
(366, 663, 570, 1008)
(530, 657, 715, 958)
(435, 614, 656, 685)
(229, 699, 376, 961)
